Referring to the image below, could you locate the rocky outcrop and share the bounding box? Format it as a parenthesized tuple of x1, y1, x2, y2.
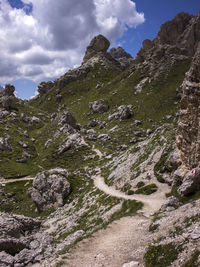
(83, 35, 110, 63)
(154, 12, 200, 56)
(135, 12, 200, 81)
(3, 84, 15, 96)
(109, 47, 133, 68)
(0, 84, 16, 110)
(28, 168, 71, 212)
(161, 196, 180, 211)
(0, 213, 54, 266)
(154, 12, 194, 47)
(38, 81, 54, 95)
(178, 168, 200, 196)
(82, 35, 122, 69)
(176, 44, 200, 171)
(55, 65, 91, 89)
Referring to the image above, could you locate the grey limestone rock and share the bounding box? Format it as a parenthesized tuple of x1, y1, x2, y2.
(89, 101, 109, 114)
(38, 81, 54, 95)
(83, 34, 110, 63)
(0, 137, 12, 151)
(59, 111, 80, 130)
(108, 105, 132, 120)
(161, 196, 181, 211)
(178, 168, 200, 196)
(28, 168, 70, 212)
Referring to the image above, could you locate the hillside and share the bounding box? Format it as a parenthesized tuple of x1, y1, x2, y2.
(0, 12, 199, 267)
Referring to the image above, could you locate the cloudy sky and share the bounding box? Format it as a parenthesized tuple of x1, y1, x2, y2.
(0, 0, 199, 98)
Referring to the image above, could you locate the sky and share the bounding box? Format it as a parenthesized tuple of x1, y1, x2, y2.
(0, 0, 199, 99)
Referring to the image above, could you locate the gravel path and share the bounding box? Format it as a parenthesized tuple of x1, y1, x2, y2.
(0, 176, 34, 184)
(63, 148, 169, 267)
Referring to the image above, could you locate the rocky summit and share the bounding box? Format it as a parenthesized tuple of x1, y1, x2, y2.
(0, 12, 200, 267)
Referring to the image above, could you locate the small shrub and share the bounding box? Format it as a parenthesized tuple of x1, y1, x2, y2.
(144, 243, 182, 267)
(136, 181, 145, 188)
(135, 183, 157, 195)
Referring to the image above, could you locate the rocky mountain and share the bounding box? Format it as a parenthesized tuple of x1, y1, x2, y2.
(0, 12, 200, 267)
(0, 85, 3, 92)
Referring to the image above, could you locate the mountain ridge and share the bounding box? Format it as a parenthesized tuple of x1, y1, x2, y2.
(0, 11, 200, 267)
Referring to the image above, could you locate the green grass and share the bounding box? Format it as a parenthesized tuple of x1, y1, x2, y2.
(135, 183, 158, 195)
(0, 181, 54, 218)
(144, 243, 182, 267)
(182, 251, 200, 267)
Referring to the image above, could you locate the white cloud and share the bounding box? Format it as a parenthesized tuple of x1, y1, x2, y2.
(0, 0, 145, 83)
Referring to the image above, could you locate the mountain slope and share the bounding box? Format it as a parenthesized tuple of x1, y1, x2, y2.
(0, 11, 200, 267)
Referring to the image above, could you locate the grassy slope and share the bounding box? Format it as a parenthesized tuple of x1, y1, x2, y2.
(0, 59, 190, 219)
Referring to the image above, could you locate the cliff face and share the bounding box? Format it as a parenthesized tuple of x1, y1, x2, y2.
(176, 43, 200, 172)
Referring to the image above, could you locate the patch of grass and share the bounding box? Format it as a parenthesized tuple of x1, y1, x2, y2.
(144, 243, 182, 267)
(183, 214, 200, 228)
(136, 181, 145, 188)
(182, 251, 200, 267)
(0, 181, 54, 218)
(121, 183, 131, 193)
(154, 145, 174, 184)
(135, 183, 157, 195)
(149, 223, 159, 232)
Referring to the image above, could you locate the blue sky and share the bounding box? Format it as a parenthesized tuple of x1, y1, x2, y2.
(1, 0, 199, 99)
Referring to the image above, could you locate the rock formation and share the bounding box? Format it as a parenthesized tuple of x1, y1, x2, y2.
(175, 43, 200, 195)
(0, 84, 16, 110)
(135, 12, 200, 81)
(83, 34, 110, 63)
(176, 43, 200, 170)
(0, 213, 55, 266)
(28, 168, 71, 212)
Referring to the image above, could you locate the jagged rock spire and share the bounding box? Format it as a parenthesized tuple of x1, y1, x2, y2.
(83, 34, 110, 63)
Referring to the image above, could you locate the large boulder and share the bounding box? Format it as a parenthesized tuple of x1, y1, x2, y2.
(28, 168, 71, 212)
(161, 196, 180, 211)
(178, 168, 200, 196)
(109, 105, 132, 120)
(83, 35, 110, 63)
(89, 101, 109, 113)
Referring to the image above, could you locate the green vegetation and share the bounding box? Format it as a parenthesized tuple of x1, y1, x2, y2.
(144, 243, 182, 267)
(166, 187, 200, 204)
(149, 223, 159, 232)
(0, 181, 54, 218)
(182, 251, 200, 267)
(136, 181, 145, 188)
(135, 183, 157, 195)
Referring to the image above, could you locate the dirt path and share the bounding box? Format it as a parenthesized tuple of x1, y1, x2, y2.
(64, 215, 150, 267)
(62, 154, 169, 266)
(93, 174, 168, 217)
(0, 177, 34, 184)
